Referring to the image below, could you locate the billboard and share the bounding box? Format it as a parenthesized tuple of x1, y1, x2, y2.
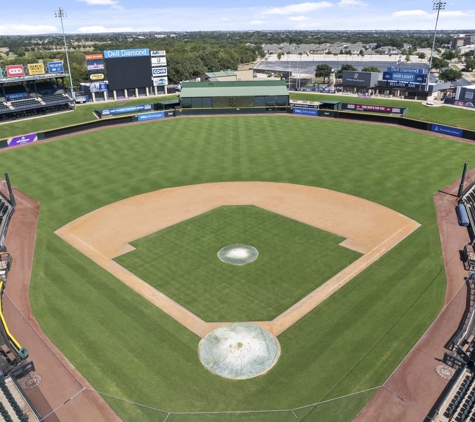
(47, 61, 64, 73)
(105, 56, 152, 90)
(87, 61, 105, 71)
(137, 111, 165, 121)
(85, 53, 103, 61)
(7, 133, 38, 147)
(342, 71, 377, 87)
(90, 82, 108, 93)
(89, 72, 105, 81)
(152, 67, 167, 77)
(293, 108, 319, 116)
(100, 103, 152, 117)
(27, 63, 45, 75)
(6, 65, 25, 77)
(151, 50, 166, 57)
(6, 92, 27, 101)
(431, 124, 463, 138)
(153, 77, 168, 86)
(454, 100, 475, 108)
(104, 48, 150, 59)
(346, 103, 403, 114)
(151, 57, 167, 67)
(387, 66, 425, 74)
(383, 72, 426, 83)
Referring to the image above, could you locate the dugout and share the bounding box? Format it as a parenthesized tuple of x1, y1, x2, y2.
(319, 100, 342, 111)
(179, 80, 289, 110)
(154, 99, 181, 111)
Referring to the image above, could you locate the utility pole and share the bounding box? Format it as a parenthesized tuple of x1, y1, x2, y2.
(426, 0, 446, 92)
(55, 7, 75, 100)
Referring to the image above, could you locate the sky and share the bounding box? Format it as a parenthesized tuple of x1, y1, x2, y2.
(0, 1, 474, 35)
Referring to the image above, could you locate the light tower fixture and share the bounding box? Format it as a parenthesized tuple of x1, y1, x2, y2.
(426, 0, 446, 92)
(54, 7, 75, 100)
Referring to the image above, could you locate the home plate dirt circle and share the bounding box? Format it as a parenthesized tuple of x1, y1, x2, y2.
(218, 245, 259, 265)
(198, 323, 280, 379)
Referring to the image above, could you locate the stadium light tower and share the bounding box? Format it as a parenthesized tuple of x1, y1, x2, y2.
(426, 0, 446, 92)
(54, 7, 75, 100)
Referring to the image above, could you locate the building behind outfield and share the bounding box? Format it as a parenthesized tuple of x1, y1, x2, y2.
(179, 80, 289, 109)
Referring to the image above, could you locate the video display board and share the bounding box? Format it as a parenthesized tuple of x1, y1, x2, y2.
(105, 55, 152, 90)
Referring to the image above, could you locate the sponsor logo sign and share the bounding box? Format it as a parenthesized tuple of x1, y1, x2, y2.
(90, 82, 108, 93)
(151, 57, 167, 66)
(346, 103, 402, 114)
(6, 92, 27, 101)
(293, 108, 319, 116)
(85, 53, 103, 61)
(454, 100, 475, 108)
(289, 103, 319, 109)
(87, 61, 105, 71)
(47, 61, 64, 73)
(104, 48, 150, 59)
(152, 67, 167, 77)
(89, 73, 105, 81)
(342, 71, 373, 87)
(6, 65, 25, 77)
(151, 50, 166, 57)
(7, 133, 38, 147)
(137, 111, 165, 121)
(383, 72, 426, 83)
(431, 124, 463, 137)
(27, 63, 45, 75)
(387, 66, 425, 75)
(100, 104, 152, 117)
(153, 77, 168, 86)
(387, 81, 421, 89)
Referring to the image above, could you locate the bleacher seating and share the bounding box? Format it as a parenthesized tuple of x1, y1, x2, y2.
(8, 99, 40, 110)
(0, 104, 10, 112)
(2, 86, 27, 96)
(39, 94, 71, 104)
(33, 81, 57, 95)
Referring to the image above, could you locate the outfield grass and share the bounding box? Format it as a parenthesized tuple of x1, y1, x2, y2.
(290, 92, 475, 131)
(0, 116, 474, 421)
(0, 94, 178, 140)
(116, 206, 361, 322)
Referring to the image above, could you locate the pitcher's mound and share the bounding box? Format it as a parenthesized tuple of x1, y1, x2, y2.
(199, 323, 280, 379)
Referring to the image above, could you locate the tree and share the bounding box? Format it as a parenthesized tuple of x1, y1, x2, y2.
(430, 57, 449, 70)
(315, 64, 332, 82)
(418, 52, 426, 60)
(336, 64, 357, 79)
(441, 50, 459, 61)
(438, 68, 463, 82)
(405, 54, 410, 62)
(361, 66, 380, 72)
(359, 49, 364, 56)
(464, 58, 475, 72)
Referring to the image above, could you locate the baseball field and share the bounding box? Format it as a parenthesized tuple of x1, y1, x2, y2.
(1, 114, 474, 421)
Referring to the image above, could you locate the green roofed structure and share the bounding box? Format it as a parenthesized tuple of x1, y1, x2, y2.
(179, 80, 289, 109)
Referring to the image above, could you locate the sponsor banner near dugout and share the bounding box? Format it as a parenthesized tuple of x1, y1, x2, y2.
(47, 61, 64, 73)
(100, 103, 152, 117)
(27, 63, 45, 75)
(7, 133, 38, 147)
(293, 108, 319, 116)
(151, 57, 167, 67)
(431, 124, 463, 138)
(137, 111, 165, 121)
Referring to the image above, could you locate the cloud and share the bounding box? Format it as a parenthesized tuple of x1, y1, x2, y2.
(262, 2, 332, 15)
(0, 24, 57, 35)
(77, 0, 118, 5)
(76, 25, 133, 33)
(338, 0, 367, 7)
(250, 20, 265, 25)
(392, 10, 429, 18)
(289, 16, 310, 21)
(440, 11, 474, 18)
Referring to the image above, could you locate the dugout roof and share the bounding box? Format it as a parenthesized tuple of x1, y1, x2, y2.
(180, 80, 288, 98)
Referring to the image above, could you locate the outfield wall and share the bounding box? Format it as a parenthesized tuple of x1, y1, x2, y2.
(1, 107, 475, 148)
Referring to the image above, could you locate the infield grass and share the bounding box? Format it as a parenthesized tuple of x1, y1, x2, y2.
(1, 115, 474, 421)
(116, 205, 361, 321)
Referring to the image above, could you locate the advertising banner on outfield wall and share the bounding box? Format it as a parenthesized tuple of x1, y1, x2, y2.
(47, 61, 64, 73)
(454, 100, 475, 108)
(7, 133, 38, 147)
(27, 63, 45, 75)
(151, 57, 167, 66)
(293, 108, 319, 116)
(346, 103, 402, 114)
(6, 65, 25, 77)
(85, 53, 103, 61)
(100, 104, 152, 117)
(137, 111, 165, 121)
(431, 124, 463, 138)
(104, 49, 150, 59)
(151, 50, 166, 57)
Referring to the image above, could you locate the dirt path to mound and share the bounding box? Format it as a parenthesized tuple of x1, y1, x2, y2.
(0, 181, 120, 422)
(355, 169, 475, 422)
(56, 181, 419, 338)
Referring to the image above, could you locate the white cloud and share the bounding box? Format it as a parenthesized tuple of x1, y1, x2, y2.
(250, 20, 265, 25)
(77, 0, 118, 5)
(392, 10, 429, 18)
(289, 16, 310, 21)
(440, 11, 474, 18)
(0, 24, 57, 35)
(262, 2, 332, 15)
(76, 25, 133, 33)
(338, 0, 367, 7)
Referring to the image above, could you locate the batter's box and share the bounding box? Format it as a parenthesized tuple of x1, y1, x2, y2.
(56, 182, 420, 338)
